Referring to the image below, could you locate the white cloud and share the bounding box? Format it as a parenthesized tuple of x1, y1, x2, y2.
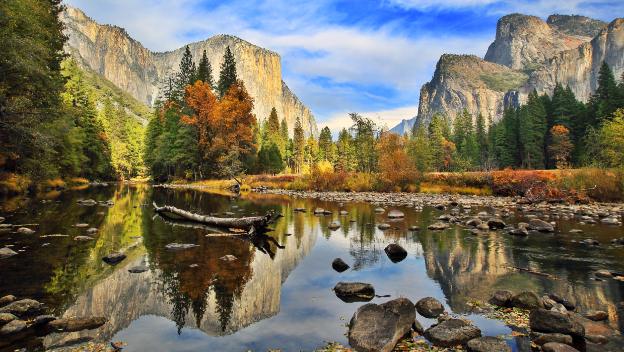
(389, 0, 499, 10)
(321, 105, 419, 135)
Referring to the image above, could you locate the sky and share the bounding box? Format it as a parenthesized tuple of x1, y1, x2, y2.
(64, 0, 622, 132)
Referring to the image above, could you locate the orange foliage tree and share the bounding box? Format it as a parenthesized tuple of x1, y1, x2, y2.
(548, 124, 573, 169)
(183, 80, 257, 177)
(376, 132, 420, 191)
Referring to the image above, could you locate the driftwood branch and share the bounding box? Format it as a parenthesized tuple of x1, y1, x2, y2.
(152, 202, 279, 231)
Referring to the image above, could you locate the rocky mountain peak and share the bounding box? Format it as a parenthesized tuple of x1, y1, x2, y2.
(546, 14, 607, 38)
(60, 6, 317, 136)
(485, 13, 591, 70)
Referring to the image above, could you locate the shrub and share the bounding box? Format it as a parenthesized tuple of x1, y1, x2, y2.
(344, 173, 377, 192)
(490, 169, 556, 196)
(556, 168, 624, 202)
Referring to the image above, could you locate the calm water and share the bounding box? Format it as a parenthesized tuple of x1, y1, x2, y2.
(1, 185, 623, 351)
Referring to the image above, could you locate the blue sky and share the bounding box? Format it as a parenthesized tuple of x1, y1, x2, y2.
(65, 0, 622, 132)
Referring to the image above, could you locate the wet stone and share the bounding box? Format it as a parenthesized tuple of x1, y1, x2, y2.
(102, 252, 126, 265)
(334, 282, 375, 303)
(332, 258, 350, 272)
(415, 297, 445, 318)
(384, 243, 407, 263)
(542, 342, 580, 352)
(424, 319, 482, 347)
(466, 336, 511, 352)
(128, 266, 149, 273)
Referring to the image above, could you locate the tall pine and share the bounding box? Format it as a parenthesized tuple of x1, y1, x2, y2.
(217, 46, 237, 97)
(196, 50, 214, 88)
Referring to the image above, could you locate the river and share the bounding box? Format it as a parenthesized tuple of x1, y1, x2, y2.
(0, 184, 623, 351)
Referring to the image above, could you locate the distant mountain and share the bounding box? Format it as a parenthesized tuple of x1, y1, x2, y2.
(60, 6, 317, 136)
(416, 14, 622, 126)
(390, 117, 417, 135)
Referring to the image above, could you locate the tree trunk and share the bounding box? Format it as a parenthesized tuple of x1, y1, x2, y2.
(152, 202, 278, 231)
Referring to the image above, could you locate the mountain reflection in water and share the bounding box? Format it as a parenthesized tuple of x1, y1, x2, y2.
(0, 185, 622, 351)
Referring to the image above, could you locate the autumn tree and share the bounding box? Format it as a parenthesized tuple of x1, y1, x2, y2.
(335, 128, 356, 172)
(377, 132, 419, 190)
(547, 125, 573, 169)
(597, 108, 624, 167)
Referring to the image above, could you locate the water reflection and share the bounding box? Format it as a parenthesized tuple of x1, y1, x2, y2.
(0, 186, 623, 351)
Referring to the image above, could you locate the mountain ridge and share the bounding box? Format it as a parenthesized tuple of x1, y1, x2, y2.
(61, 6, 317, 136)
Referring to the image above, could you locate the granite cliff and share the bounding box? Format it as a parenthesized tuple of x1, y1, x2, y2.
(416, 14, 622, 126)
(61, 7, 317, 136)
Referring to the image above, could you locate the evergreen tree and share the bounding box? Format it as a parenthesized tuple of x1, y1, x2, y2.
(519, 90, 547, 169)
(475, 113, 489, 168)
(408, 124, 432, 172)
(349, 113, 378, 173)
(217, 46, 237, 97)
(293, 117, 305, 173)
(196, 50, 214, 88)
(428, 114, 450, 171)
(335, 128, 356, 172)
(591, 62, 620, 123)
(318, 126, 333, 161)
(174, 46, 196, 101)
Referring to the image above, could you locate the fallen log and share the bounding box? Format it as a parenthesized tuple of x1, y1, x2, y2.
(152, 202, 279, 231)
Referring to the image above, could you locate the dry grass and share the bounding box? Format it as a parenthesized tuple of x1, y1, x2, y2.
(420, 182, 492, 196)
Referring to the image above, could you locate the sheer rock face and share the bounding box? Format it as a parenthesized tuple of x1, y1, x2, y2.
(60, 7, 317, 136)
(416, 54, 527, 126)
(417, 14, 622, 126)
(485, 14, 593, 70)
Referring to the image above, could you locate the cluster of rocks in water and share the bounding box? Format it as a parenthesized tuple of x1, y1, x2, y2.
(0, 294, 106, 349)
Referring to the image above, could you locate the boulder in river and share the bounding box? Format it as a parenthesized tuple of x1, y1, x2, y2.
(408, 225, 420, 231)
(374, 207, 385, 214)
(529, 309, 585, 337)
(528, 219, 555, 232)
(0, 247, 17, 259)
(416, 297, 445, 318)
(428, 222, 450, 231)
(387, 210, 405, 219)
(542, 342, 580, 352)
(489, 290, 513, 307)
(332, 258, 350, 272)
(594, 269, 612, 278)
(220, 254, 237, 262)
(73, 236, 93, 241)
(16, 227, 35, 235)
(377, 223, 391, 230)
(510, 291, 543, 310)
(0, 299, 43, 317)
(384, 243, 407, 263)
(530, 332, 573, 346)
(0, 313, 16, 325)
(348, 298, 415, 352)
(328, 221, 341, 230)
(102, 252, 126, 265)
(165, 243, 199, 250)
(0, 295, 16, 307)
(466, 336, 511, 352)
(424, 318, 482, 347)
(583, 310, 608, 321)
(487, 218, 506, 229)
(128, 265, 149, 274)
(294, 207, 306, 213)
(334, 282, 375, 303)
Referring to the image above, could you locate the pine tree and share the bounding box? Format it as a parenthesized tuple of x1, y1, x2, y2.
(408, 124, 432, 172)
(335, 128, 356, 172)
(519, 90, 547, 169)
(217, 46, 237, 97)
(475, 113, 488, 168)
(318, 126, 333, 161)
(293, 117, 305, 173)
(349, 113, 378, 173)
(174, 46, 196, 101)
(592, 62, 619, 122)
(196, 50, 214, 88)
(428, 114, 450, 171)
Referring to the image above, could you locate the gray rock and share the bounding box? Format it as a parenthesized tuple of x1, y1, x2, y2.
(47, 316, 107, 332)
(487, 218, 506, 229)
(548, 294, 575, 311)
(328, 220, 341, 230)
(348, 298, 415, 352)
(339, 210, 349, 216)
(542, 342, 579, 352)
(408, 225, 420, 231)
(16, 227, 35, 234)
(165, 243, 199, 250)
(334, 282, 375, 303)
(529, 309, 585, 337)
(294, 207, 306, 212)
(102, 252, 126, 265)
(374, 207, 385, 214)
(332, 258, 350, 272)
(489, 290, 513, 307)
(220, 254, 237, 261)
(73, 223, 89, 228)
(428, 222, 450, 230)
(313, 208, 326, 215)
(0, 299, 43, 317)
(128, 265, 149, 273)
(584, 310, 608, 321)
(466, 336, 511, 352)
(387, 210, 405, 219)
(510, 291, 543, 310)
(528, 219, 555, 232)
(585, 334, 608, 344)
(384, 243, 407, 263)
(33, 314, 56, 326)
(377, 223, 391, 230)
(0, 313, 16, 326)
(74, 236, 94, 241)
(424, 319, 482, 347)
(465, 218, 482, 227)
(0, 319, 27, 336)
(600, 217, 619, 225)
(85, 228, 98, 235)
(509, 227, 529, 236)
(595, 269, 612, 278)
(0, 295, 16, 307)
(530, 332, 573, 346)
(416, 297, 445, 318)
